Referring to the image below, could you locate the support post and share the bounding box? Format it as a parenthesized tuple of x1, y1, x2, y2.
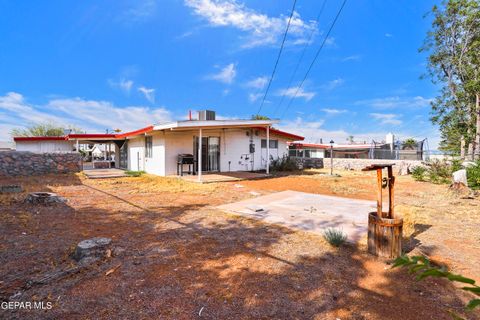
(387, 166, 395, 218)
(266, 126, 270, 175)
(376, 168, 383, 217)
(330, 146, 333, 175)
(198, 128, 202, 182)
(76, 139, 79, 152)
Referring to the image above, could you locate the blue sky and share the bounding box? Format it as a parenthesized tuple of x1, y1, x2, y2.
(0, 0, 441, 148)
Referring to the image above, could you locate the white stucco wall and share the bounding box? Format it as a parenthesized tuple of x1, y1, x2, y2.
(162, 128, 290, 176)
(127, 136, 145, 171)
(15, 141, 74, 153)
(125, 128, 292, 176)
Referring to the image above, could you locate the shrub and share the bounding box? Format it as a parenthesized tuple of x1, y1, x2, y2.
(427, 159, 452, 184)
(411, 166, 427, 181)
(467, 160, 480, 190)
(393, 255, 480, 318)
(125, 170, 146, 177)
(269, 155, 298, 172)
(323, 228, 347, 247)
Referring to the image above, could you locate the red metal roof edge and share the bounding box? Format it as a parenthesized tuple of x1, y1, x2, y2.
(289, 142, 376, 150)
(254, 127, 304, 141)
(68, 133, 116, 139)
(288, 142, 329, 149)
(115, 125, 154, 138)
(13, 136, 68, 141)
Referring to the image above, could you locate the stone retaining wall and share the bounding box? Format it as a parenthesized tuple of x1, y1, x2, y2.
(0, 151, 82, 176)
(323, 158, 425, 174)
(291, 157, 324, 169)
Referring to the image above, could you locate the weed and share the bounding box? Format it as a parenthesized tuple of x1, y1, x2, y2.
(323, 228, 347, 247)
(411, 166, 427, 181)
(125, 170, 146, 177)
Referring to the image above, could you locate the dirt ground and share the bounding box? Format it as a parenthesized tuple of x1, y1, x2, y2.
(0, 170, 479, 319)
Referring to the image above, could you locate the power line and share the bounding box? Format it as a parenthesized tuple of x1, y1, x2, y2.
(256, 0, 298, 116)
(280, 0, 348, 119)
(273, 0, 328, 117)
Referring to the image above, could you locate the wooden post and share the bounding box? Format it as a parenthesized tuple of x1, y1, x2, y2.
(387, 166, 395, 218)
(376, 168, 383, 217)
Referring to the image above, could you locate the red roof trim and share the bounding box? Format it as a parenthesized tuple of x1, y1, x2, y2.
(254, 127, 304, 141)
(15, 125, 155, 142)
(115, 125, 154, 138)
(68, 133, 117, 139)
(13, 136, 68, 141)
(289, 142, 375, 150)
(289, 142, 329, 149)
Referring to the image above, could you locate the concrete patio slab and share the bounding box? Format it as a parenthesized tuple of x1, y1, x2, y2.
(83, 169, 127, 179)
(217, 190, 376, 243)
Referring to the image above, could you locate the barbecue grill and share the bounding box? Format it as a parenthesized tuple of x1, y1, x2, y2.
(177, 154, 195, 176)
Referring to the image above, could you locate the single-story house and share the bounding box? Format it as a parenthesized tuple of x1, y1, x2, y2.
(14, 111, 304, 178)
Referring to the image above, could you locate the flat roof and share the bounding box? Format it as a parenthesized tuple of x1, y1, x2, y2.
(153, 119, 277, 131)
(13, 121, 305, 142)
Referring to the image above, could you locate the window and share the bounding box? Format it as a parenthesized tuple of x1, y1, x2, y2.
(145, 136, 153, 158)
(288, 149, 297, 157)
(261, 139, 278, 149)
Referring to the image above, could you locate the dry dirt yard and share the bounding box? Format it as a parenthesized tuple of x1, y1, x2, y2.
(0, 170, 479, 319)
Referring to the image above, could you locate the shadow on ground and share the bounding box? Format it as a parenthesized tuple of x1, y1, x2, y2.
(0, 175, 477, 319)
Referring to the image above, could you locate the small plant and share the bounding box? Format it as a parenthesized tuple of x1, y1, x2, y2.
(393, 255, 480, 318)
(125, 170, 146, 177)
(411, 166, 427, 181)
(323, 228, 347, 247)
(466, 160, 480, 190)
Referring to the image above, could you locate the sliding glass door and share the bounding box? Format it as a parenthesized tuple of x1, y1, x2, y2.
(194, 136, 220, 172)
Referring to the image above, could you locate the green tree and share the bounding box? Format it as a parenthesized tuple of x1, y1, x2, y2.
(251, 115, 271, 120)
(421, 0, 480, 159)
(11, 122, 83, 137)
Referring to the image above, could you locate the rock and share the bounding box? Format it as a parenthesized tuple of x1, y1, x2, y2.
(25, 192, 66, 205)
(0, 185, 22, 193)
(73, 237, 112, 262)
(452, 169, 468, 186)
(398, 162, 410, 176)
(462, 161, 476, 168)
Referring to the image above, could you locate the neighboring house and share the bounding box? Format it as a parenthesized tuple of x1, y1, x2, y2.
(0, 141, 15, 151)
(14, 137, 74, 153)
(13, 110, 304, 177)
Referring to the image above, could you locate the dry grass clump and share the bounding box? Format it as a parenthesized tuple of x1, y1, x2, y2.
(87, 174, 217, 194)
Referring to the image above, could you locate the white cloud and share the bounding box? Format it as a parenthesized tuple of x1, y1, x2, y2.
(184, 0, 317, 48)
(277, 86, 316, 101)
(342, 55, 360, 62)
(370, 113, 402, 125)
(108, 78, 134, 94)
(356, 96, 433, 109)
(245, 76, 268, 89)
(278, 117, 401, 145)
(138, 86, 155, 103)
(325, 36, 336, 47)
(207, 63, 237, 84)
(0, 92, 171, 137)
(248, 92, 262, 102)
(321, 108, 347, 115)
(323, 78, 344, 91)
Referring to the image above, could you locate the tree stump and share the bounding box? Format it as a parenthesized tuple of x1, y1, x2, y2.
(367, 212, 403, 258)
